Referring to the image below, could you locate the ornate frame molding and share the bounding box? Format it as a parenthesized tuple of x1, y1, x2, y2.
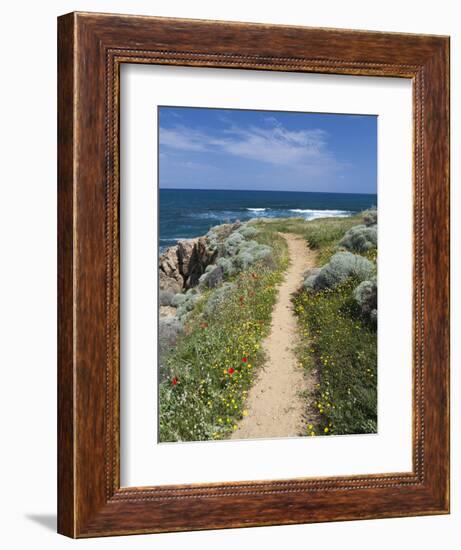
(58, 12, 449, 537)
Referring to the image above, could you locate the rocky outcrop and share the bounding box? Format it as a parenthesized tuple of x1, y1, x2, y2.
(159, 246, 184, 294)
(159, 236, 217, 293)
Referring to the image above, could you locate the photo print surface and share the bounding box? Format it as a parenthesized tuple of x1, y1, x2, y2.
(158, 106, 377, 443)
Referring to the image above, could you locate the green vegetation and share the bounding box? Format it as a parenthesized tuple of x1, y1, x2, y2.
(294, 280, 377, 435)
(158, 230, 288, 442)
(340, 224, 377, 253)
(285, 210, 378, 436)
(303, 251, 375, 291)
(159, 211, 377, 441)
(254, 215, 363, 264)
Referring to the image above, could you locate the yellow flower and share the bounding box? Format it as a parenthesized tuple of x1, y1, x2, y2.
(233, 425, 238, 430)
(324, 427, 329, 433)
(243, 410, 248, 416)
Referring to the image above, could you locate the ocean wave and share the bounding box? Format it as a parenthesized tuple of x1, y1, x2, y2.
(190, 207, 352, 222)
(289, 208, 351, 219)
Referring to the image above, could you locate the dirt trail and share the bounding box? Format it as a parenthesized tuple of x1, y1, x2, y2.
(231, 233, 318, 440)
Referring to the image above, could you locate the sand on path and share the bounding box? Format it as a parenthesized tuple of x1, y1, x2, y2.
(231, 233, 318, 440)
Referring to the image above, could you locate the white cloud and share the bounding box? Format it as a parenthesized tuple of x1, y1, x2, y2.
(159, 120, 340, 170)
(160, 127, 210, 152)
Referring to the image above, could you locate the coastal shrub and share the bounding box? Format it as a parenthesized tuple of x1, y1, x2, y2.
(339, 224, 377, 253)
(304, 251, 375, 291)
(234, 251, 255, 270)
(237, 225, 259, 239)
(354, 279, 377, 326)
(252, 244, 272, 261)
(159, 290, 174, 306)
(183, 289, 200, 308)
(205, 232, 219, 252)
(233, 244, 272, 271)
(363, 209, 378, 226)
(217, 257, 237, 277)
(174, 289, 202, 320)
(171, 293, 186, 307)
(304, 267, 320, 280)
(223, 232, 245, 256)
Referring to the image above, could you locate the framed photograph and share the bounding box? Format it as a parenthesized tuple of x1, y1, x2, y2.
(58, 12, 450, 537)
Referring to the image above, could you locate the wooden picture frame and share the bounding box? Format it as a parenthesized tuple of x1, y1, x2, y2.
(57, 12, 450, 538)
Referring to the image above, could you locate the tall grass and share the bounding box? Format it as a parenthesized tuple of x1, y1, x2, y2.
(294, 280, 377, 435)
(254, 215, 362, 264)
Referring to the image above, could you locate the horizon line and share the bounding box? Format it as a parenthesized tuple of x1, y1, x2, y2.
(159, 187, 377, 196)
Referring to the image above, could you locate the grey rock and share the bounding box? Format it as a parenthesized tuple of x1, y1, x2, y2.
(206, 265, 224, 288)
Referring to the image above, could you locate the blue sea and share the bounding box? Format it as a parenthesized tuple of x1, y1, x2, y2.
(159, 189, 377, 251)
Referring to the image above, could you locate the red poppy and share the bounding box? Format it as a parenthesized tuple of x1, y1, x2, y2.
(171, 376, 179, 386)
(200, 322, 208, 329)
(228, 367, 235, 375)
(242, 357, 248, 363)
(239, 296, 244, 303)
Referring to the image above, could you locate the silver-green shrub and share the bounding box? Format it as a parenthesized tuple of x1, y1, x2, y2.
(252, 244, 272, 261)
(171, 293, 186, 307)
(172, 289, 201, 320)
(354, 278, 377, 325)
(205, 230, 219, 252)
(304, 251, 375, 291)
(223, 232, 245, 256)
(339, 224, 377, 252)
(362, 209, 378, 226)
(234, 251, 255, 270)
(237, 225, 259, 239)
(217, 257, 237, 276)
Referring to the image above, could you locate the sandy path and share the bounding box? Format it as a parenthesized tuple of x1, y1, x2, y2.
(231, 233, 318, 440)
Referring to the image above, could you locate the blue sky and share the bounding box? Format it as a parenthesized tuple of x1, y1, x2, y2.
(159, 107, 377, 194)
